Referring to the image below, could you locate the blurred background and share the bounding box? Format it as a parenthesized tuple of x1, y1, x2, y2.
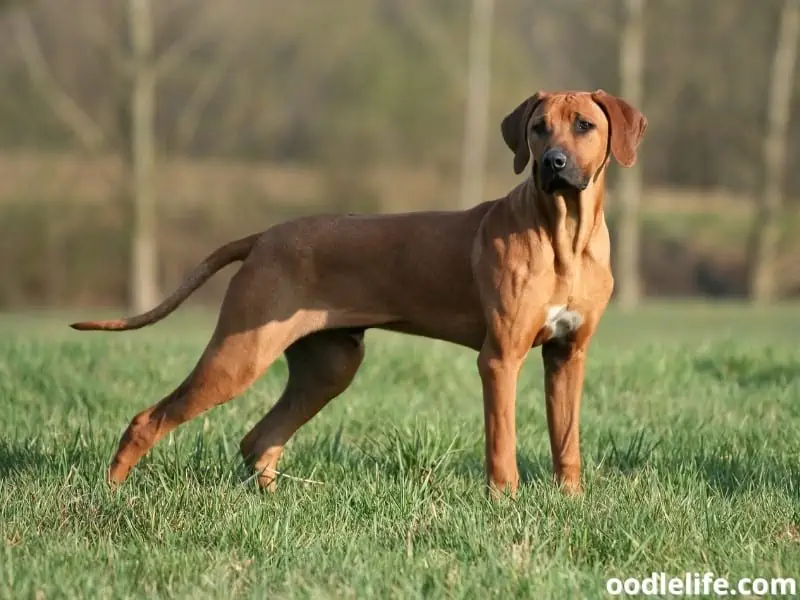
(0, 0, 798, 314)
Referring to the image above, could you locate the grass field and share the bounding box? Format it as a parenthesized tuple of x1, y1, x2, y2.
(1, 303, 800, 598)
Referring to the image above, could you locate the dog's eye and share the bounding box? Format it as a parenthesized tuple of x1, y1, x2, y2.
(575, 119, 595, 133)
(531, 121, 548, 136)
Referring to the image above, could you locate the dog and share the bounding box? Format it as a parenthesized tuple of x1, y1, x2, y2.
(71, 89, 647, 497)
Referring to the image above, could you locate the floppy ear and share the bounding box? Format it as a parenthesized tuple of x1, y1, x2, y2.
(501, 92, 546, 175)
(591, 89, 647, 168)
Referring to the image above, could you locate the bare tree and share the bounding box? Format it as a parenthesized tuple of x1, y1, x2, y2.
(11, 10, 107, 151)
(460, 0, 494, 208)
(9, 0, 230, 311)
(396, 0, 467, 88)
(615, 0, 645, 310)
(125, 0, 159, 312)
(125, 0, 225, 310)
(748, 0, 800, 304)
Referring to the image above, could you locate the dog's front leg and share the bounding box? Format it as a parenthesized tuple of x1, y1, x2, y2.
(542, 339, 588, 494)
(477, 341, 528, 498)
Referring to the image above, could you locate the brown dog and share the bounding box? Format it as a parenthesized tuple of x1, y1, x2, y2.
(71, 89, 646, 497)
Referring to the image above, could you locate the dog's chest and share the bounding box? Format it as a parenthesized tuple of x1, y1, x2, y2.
(543, 304, 584, 341)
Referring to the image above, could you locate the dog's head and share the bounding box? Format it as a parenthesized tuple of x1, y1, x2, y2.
(501, 89, 647, 194)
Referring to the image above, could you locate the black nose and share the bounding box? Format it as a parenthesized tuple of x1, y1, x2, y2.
(544, 149, 568, 172)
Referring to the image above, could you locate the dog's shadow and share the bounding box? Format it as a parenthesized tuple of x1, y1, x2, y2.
(0, 437, 70, 481)
(693, 354, 799, 389)
(670, 451, 800, 500)
(449, 453, 552, 487)
(450, 429, 800, 500)
(4, 430, 797, 501)
(0, 433, 248, 488)
(598, 429, 800, 500)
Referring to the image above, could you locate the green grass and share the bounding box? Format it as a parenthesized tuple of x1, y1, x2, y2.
(1, 303, 800, 598)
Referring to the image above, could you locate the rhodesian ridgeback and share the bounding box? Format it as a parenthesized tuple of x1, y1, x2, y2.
(71, 89, 647, 497)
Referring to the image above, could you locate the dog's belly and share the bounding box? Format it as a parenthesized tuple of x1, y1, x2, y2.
(377, 313, 487, 351)
(291, 209, 490, 350)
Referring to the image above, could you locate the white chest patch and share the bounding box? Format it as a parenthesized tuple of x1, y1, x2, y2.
(544, 305, 584, 341)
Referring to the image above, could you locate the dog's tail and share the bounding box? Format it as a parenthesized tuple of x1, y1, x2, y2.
(70, 233, 261, 332)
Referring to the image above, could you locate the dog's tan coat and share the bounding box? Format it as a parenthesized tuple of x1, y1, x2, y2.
(72, 89, 647, 496)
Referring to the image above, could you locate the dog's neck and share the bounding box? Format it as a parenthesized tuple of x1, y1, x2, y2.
(531, 173, 606, 276)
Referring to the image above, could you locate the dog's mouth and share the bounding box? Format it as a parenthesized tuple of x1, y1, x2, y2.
(540, 171, 589, 195)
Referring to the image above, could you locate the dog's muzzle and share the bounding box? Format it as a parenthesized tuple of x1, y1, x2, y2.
(539, 148, 589, 193)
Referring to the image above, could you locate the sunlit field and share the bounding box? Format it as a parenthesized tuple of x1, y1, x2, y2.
(1, 303, 799, 598)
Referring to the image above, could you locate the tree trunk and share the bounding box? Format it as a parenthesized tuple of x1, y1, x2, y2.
(748, 0, 800, 304)
(126, 0, 159, 312)
(459, 0, 494, 209)
(615, 0, 645, 310)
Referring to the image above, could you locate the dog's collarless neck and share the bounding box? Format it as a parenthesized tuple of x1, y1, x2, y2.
(530, 179, 604, 271)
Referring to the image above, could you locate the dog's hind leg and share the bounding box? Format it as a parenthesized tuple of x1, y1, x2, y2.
(107, 261, 315, 484)
(239, 328, 366, 491)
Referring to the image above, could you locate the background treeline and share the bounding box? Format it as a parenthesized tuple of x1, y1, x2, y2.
(0, 0, 798, 309)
